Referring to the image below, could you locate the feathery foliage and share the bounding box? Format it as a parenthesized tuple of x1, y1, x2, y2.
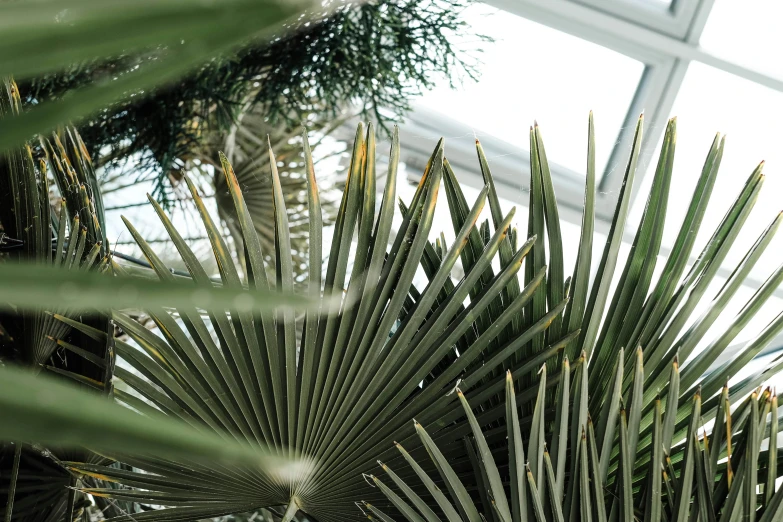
(18, 0, 486, 203)
(0, 0, 321, 153)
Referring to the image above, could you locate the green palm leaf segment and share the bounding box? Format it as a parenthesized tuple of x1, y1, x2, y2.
(54, 122, 563, 521)
(0, 365, 296, 474)
(367, 115, 783, 521)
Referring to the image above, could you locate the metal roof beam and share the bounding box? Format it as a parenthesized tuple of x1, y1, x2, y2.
(488, 0, 783, 92)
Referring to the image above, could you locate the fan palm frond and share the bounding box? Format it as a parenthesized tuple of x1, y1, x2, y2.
(25, 108, 783, 522)
(371, 365, 783, 522)
(60, 121, 561, 521)
(365, 114, 783, 521)
(186, 102, 343, 281)
(0, 79, 285, 522)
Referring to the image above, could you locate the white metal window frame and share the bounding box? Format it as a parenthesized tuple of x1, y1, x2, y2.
(575, 0, 705, 39)
(392, 0, 783, 297)
(397, 0, 716, 217)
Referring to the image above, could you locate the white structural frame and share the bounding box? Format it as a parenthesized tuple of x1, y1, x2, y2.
(398, 0, 713, 216)
(393, 0, 783, 297)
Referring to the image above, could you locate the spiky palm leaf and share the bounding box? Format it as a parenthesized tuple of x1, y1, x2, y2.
(60, 122, 562, 521)
(0, 78, 113, 521)
(371, 366, 782, 522)
(365, 114, 783, 521)
(186, 102, 342, 280)
(0, 79, 112, 386)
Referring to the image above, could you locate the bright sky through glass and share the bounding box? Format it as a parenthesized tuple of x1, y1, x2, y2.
(414, 4, 645, 176)
(700, 0, 783, 80)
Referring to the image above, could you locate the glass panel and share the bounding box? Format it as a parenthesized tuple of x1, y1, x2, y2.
(412, 4, 645, 176)
(103, 173, 223, 273)
(700, 0, 783, 80)
(621, 0, 672, 7)
(630, 62, 783, 281)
